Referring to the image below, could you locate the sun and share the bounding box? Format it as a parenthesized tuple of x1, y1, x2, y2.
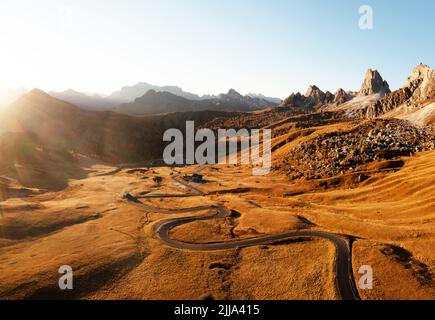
(0, 85, 27, 106)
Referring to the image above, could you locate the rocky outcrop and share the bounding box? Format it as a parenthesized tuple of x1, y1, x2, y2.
(305, 85, 326, 105)
(325, 91, 335, 103)
(333, 88, 353, 105)
(404, 63, 435, 106)
(366, 64, 435, 118)
(366, 87, 414, 118)
(282, 92, 315, 109)
(359, 69, 390, 97)
(305, 85, 336, 105)
(282, 85, 334, 109)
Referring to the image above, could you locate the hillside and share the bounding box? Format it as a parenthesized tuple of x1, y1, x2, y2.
(0, 89, 237, 166)
(0, 131, 85, 192)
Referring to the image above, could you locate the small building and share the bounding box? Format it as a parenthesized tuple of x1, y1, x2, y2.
(191, 174, 204, 183)
(182, 173, 206, 184)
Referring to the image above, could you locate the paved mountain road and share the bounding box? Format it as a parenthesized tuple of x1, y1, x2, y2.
(124, 174, 360, 300)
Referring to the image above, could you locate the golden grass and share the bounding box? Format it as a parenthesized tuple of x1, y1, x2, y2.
(0, 150, 434, 299)
(230, 239, 337, 300)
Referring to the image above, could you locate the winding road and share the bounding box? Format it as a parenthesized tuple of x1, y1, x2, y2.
(124, 173, 360, 300)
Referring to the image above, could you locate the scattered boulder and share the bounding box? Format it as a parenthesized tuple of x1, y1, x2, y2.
(277, 119, 435, 180)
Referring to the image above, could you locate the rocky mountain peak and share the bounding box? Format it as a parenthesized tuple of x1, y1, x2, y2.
(405, 63, 433, 85)
(365, 64, 434, 119)
(403, 63, 434, 105)
(225, 89, 243, 98)
(359, 69, 391, 97)
(304, 85, 326, 105)
(281, 85, 333, 109)
(333, 88, 352, 104)
(305, 85, 323, 97)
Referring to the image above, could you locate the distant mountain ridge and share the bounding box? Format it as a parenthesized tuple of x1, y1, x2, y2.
(48, 82, 277, 113)
(49, 89, 117, 111)
(247, 93, 282, 104)
(114, 88, 276, 116)
(6, 64, 433, 124)
(218, 89, 275, 110)
(108, 82, 202, 103)
(0, 88, 237, 164)
(113, 90, 197, 115)
(49, 83, 201, 111)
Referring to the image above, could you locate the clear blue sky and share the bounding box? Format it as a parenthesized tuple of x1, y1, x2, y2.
(0, 0, 433, 98)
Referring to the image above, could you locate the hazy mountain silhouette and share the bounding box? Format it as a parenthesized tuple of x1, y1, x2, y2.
(49, 83, 202, 112)
(108, 82, 202, 103)
(0, 89, 236, 164)
(247, 93, 282, 104)
(49, 89, 117, 111)
(114, 89, 275, 116)
(49, 83, 277, 113)
(218, 89, 276, 109)
(114, 90, 199, 115)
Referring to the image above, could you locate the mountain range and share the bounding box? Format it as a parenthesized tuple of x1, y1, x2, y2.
(113, 88, 276, 116)
(0, 89, 237, 176)
(48, 83, 279, 114)
(208, 63, 434, 129)
(0, 63, 433, 191)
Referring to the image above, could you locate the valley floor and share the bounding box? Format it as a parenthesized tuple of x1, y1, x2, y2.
(0, 151, 434, 300)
